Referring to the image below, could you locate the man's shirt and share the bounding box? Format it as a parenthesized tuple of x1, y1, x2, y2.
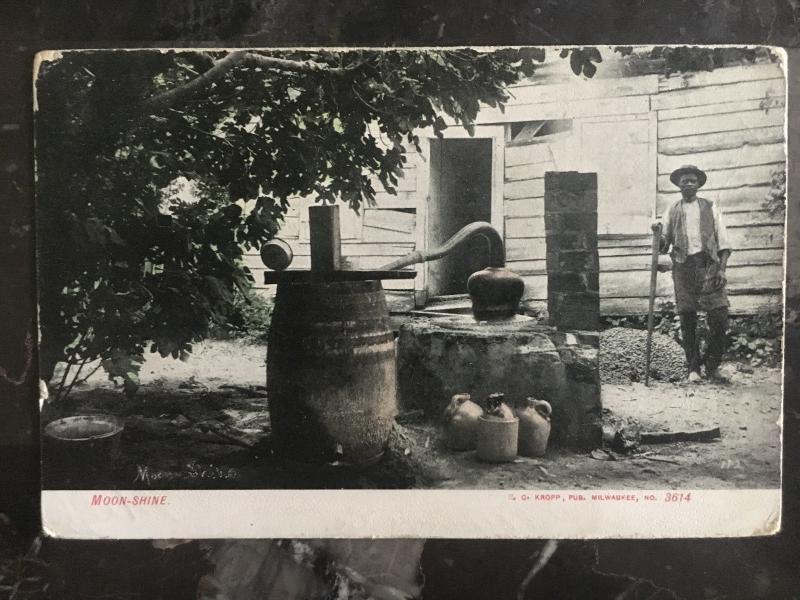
(664, 196, 731, 257)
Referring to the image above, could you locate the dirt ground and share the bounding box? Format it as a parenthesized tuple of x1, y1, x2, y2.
(41, 339, 782, 490)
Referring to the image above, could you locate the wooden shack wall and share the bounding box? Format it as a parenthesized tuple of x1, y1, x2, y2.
(652, 64, 785, 315)
(252, 61, 785, 316)
(495, 62, 785, 315)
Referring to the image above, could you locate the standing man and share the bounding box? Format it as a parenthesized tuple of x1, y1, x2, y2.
(654, 165, 732, 383)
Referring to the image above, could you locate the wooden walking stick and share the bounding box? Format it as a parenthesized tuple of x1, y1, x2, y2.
(645, 223, 663, 386)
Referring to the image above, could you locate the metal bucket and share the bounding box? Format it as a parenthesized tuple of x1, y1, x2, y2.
(267, 280, 397, 467)
(43, 415, 124, 488)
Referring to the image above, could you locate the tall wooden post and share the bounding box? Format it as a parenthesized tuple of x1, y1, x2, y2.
(309, 204, 341, 272)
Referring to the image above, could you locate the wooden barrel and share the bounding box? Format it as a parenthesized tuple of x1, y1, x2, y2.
(267, 280, 397, 467)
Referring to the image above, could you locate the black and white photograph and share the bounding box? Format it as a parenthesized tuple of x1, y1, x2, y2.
(35, 45, 785, 537)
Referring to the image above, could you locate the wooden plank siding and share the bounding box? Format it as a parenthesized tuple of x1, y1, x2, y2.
(520, 263, 783, 302)
(522, 293, 784, 316)
(616, 65, 786, 314)
(498, 63, 785, 315)
(658, 143, 784, 174)
(649, 65, 786, 314)
(651, 77, 785, 111)
(250, 63, 785, 316)
(656, 62, 783, 92)
(657, 97, 785, 121)
(657, 165, 779, 194)
(658, 126, 783, 154)
(508, 247, 783, 277)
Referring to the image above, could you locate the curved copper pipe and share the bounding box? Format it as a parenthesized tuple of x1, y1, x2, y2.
(380, 221, 506, 271)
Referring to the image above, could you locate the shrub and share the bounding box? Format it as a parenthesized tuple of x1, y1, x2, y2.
(763, 168, 786, 218)
(211, 287, 273, 342)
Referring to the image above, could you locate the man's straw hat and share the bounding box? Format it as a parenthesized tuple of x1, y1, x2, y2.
(670, 164, 707, 188)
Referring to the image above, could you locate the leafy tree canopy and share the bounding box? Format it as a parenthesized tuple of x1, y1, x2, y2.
(36, 47, 550, 396)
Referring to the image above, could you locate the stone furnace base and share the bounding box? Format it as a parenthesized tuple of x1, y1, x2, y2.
(397, 315, 602, 450)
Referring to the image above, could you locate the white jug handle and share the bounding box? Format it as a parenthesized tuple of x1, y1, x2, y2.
(534, 400, 552, 419)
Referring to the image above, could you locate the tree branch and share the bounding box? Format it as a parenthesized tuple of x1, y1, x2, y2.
(60, 356, 90, 402)
(144, 51, 351, 111)
(74, 361, 103, 386)
(145, 51, 248, 110)
(244, 52, 351, 75)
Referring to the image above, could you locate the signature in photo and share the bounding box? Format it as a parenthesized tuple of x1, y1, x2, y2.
(134, 462, 241, 486)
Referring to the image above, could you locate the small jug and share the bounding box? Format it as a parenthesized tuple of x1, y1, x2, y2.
(443, 393, 483, 450)
(516, 398, 552, 457)
(476, 393, 519, 463)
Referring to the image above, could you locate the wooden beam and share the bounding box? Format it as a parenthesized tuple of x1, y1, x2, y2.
(506, 237, 547, 261)
(506, 161, 555, 181)
(506, 73, 659, 105)
(658, 143, 785, 175)
(652, 78, 785, 111)
(658, 106, 785, 139)
(362, 227, 416, 243)
(657, 164, 782, 193)
(276, 216, 300, 239)
(657, 63, 784, 92)
(504, 177, 545, 200)
(505, 216, 545, 239)
(505, 197, 545, 218)
(363, 209, 416, 234)
(371, 191, 418, 209)
(506, 144, 555, 168)
(657, 186, 772, 215)
(475, 95, 651, 125)
(599, 293, 782, 315)
(659, 126, 784, 155)
(291, 241, 415, 257)
(658, 97, 785, 121)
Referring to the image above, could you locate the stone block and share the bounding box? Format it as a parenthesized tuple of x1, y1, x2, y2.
(548, 291, 600, 329)
(571, 330, 600, 349)
(545, 331, 602, 449)
(549, 310, 600, 332)
(546, 250, 599, 273)
(397, 316, 602, 450)
(397, 317, 566, 417)
(570, 421, 604, 451)
(544, 212, 598, 234)
(544, 230, 598, 251)
(548, 311, 599, 332)
(545, 170, 597, 191)
(549, 289, 600, 305)
(555, 344, 600, 385)
(549, 380, 601, 449)
(544, 172, 598, 213)
(548, 272, 600, 294)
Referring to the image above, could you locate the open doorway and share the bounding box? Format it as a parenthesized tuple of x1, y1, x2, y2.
(427, 138, 493, 297)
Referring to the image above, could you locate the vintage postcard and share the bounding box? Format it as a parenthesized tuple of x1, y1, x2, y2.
(36, 46, 785, 538)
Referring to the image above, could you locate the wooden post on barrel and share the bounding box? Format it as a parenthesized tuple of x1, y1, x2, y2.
(308, 205, 341, 272)
(262, 204, 416, 467)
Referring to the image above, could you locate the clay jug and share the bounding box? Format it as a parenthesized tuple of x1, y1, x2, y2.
(443, 393, 483, 450)
(476, 393, 519, 462)
(516, 398, 552, 457)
